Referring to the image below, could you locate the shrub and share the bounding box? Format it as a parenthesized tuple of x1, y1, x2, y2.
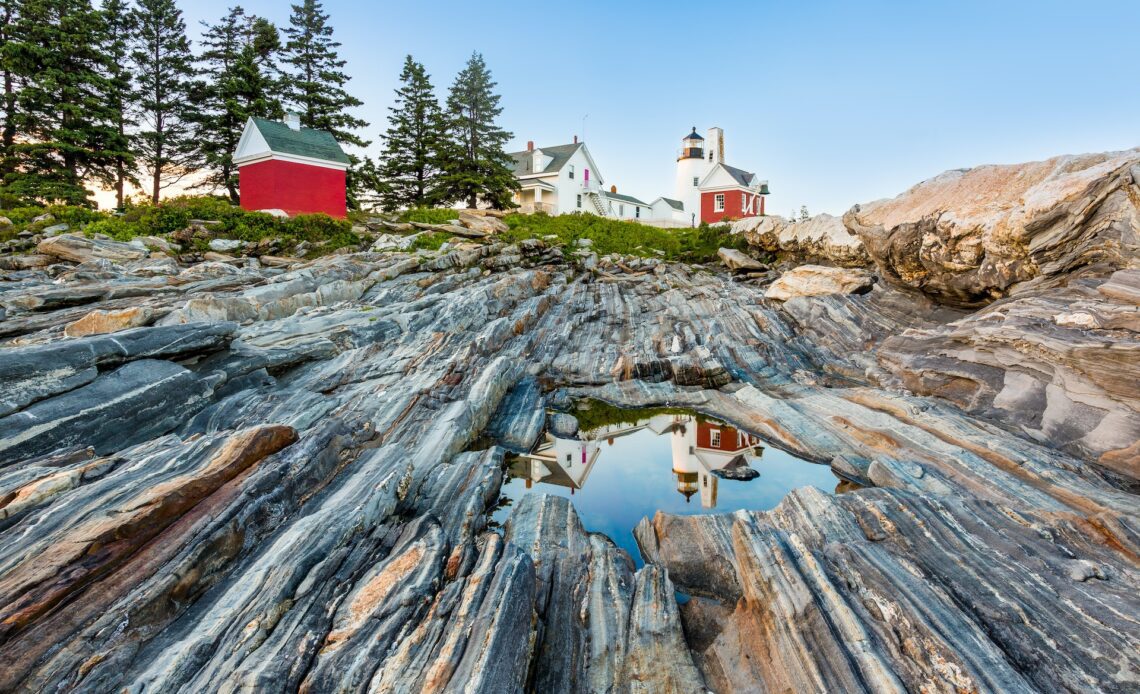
(408, 231, 449, 251)
(399, 207, 459, 224)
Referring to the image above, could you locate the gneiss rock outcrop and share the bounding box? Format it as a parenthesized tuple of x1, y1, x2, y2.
(847, 148, 1140, 307)
(0, 155, 1137, 691)
(733, 213, 870, 267)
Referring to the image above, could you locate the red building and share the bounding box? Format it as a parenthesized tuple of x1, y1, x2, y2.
(699, 163, 769, 224)
(233, 115, 350, 218)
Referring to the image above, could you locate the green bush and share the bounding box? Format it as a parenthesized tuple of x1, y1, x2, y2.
(407, 231, 449, 251)
(399, 207, 459, 224)
(82, 217, 138, 242)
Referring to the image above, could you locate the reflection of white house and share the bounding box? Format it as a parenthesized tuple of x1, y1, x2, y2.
(511, 415, 761, 507)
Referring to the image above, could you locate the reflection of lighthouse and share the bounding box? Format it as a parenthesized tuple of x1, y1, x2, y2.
(650, 414, 761, 508)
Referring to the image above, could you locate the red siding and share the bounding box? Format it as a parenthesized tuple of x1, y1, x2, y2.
(696, 421, 756, 452)
(700, 189, 766, 224)
(238, 158, 347, 218)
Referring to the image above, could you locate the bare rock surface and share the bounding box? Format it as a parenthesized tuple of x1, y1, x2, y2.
(847, 148, 1140, 307)
(0, 185, 1136, 691)
(733, 213, 870, 266)
(765, 264, 875, 300)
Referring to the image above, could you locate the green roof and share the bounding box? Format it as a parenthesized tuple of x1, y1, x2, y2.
(251, 117, 350, 164)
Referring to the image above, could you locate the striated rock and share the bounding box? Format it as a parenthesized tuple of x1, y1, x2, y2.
(847, 148, 1140, 307)
(36, 233, 149, 263)
(734, 213, 870, 266)
(208, 238, 244, 252)
(765, 264, 874, 300)
(459, 211, 509, 234)
(63, 306, 154, 337)
(717, 247, 766, 273)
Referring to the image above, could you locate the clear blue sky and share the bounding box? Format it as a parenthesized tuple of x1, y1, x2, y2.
(182, 0, 1140, 215)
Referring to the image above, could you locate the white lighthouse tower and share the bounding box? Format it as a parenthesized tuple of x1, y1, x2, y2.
(673, 127, 721, 224)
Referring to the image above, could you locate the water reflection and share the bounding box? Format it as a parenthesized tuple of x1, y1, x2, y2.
(497, 410, 839, 563)
(511, 415, 766, 509)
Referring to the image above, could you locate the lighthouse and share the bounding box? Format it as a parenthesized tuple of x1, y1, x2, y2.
(674, 127, 713, 223)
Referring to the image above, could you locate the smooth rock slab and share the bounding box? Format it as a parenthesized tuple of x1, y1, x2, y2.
(765, 264, 874, 300)
(36, 233, 149, 263)
(63, 306, 154, 337)
(0, 359, 222, 464)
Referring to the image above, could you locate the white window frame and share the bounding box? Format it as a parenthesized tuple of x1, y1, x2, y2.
(692, 176, 699, 187)
(569, 165, 575, 179)
(714, 193, 725, 212)
(710, 430, 721, 447)
(576, 194, 582, 208)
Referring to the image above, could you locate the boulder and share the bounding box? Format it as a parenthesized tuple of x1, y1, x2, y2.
(37, 234, 149, 264)
(764, 265, 874, 300)
(548, 412, 579, 438)
(257, 208, 289, 218)
(64, 307, 154, 338)
(0, 254, 53, 271)
(0, 216, 11, 227)
(846, 148, 1140, 307)
(717, 247, 766, 273)
(733, 214, 869, 267)
(459, 211, 508, 234)
(41, 223, 70, 237)
(208, 238, 244, 252)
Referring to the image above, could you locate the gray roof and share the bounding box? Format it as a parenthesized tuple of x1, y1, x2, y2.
(657, 197, 684, 210)
(250, 117, 350, 164)
(722, 163, 757, 187)
(509, 142, 583, 176)
(603, 190, 649, 206)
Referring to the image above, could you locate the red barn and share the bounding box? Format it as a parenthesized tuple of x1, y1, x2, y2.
(234, 115, 350, 218)
(699, 163, 769, 224)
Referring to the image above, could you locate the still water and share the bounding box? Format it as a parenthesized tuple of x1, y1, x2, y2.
(493, 409, 840, 565)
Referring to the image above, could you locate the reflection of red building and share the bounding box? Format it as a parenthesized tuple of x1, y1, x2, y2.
(696, 421, 759, 452)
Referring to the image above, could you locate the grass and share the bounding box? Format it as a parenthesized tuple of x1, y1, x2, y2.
(498, 211, 752, 263)
(1, 196, 359, 257)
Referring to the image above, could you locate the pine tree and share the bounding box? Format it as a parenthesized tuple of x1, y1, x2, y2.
(0, 0, 21, 191)
(379, 55, 444, 211)
(100, 0, 137, 209)
(131, 0, 197, 204)
(281, 0, 367, 147)
(347, 155, 386, 211)
(437, 52, 518, 209)
(192, 6, 282, 202)
(0, 0, 129, 205)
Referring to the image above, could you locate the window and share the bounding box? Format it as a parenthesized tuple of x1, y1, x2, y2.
(569, 165, 575, 179)
(693, 176, 699, 187)
(710, 430, 721, 447)
(714, 194, 725, 212)
(576, 194, 582, 208)
(619, 204, 624, 215)
(635, 206, 640, 218)
(708, 151, 713, 162)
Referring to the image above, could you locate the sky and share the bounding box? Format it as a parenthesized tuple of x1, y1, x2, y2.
(175, 0, 1140, 216)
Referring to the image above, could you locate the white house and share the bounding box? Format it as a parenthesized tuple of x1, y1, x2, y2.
(508, 139, 655, 221)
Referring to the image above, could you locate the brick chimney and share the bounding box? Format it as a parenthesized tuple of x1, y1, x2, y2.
(527, 140, 534, 151)
(573, 135, 578, 144)
(610, 185, 617, 193)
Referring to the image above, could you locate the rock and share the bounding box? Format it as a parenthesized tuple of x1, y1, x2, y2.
(64, 307, 154, 337)
(710, 460, 759, 480)
(257, 208, 289, 218)
(36, 234, 148, 263)
(134, 235, 178, 253)
(717, 247, 766, 273)
(458, 211, 508, 234)
(0, 216, 11, 227)
(734, 213, 869, 267)
(0, 254, 53, 271)
(765, 264, 874, 300)
(1097, 268, 1140, 305)
(31, 213, 53, 224)
(208, 238, 244, 252)
(548, 412, 579, 438)
(41, 223, 70, 237)
(258, 254, 300, 268)
(847, 148, 1140, 307)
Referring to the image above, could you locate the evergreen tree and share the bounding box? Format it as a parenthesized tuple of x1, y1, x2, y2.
(192, 6, 282, 201)
(379, 55, 444, 211)
(131, 0, 197, 204)
(1, 0, 129, 205)
(281, 0, 367, 147)
(347, 155, 386, 211)
(100, 0, 137, 209)
(0, 0, 20, 190)
(437, 52, 517, 209)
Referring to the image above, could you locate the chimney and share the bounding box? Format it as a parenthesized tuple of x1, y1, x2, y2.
(610, 185, 617, 193)
(573, 135, 578, 144)
(284, 112, 301, 131)
(527, 140, 534, 151)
